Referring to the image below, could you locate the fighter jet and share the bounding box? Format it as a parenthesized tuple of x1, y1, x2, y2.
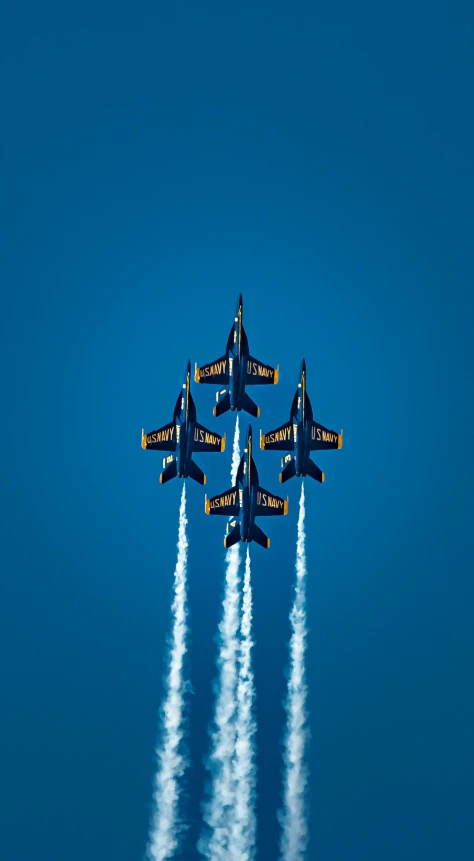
(194, 294, 279, 418)
(260, 359, 342, 483)
(141, 360, 225, 485)
(204, 424, 288, 548)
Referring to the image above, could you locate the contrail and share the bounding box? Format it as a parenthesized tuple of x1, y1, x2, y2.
(228, 417, 241, 487)
(279, 483, 309, 861)
(146, 485, 189, 861)
(230, 546, 257, 860)
(199, 418, 241, 860)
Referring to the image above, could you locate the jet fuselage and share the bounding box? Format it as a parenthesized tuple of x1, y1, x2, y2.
(228, 298, 250, 411)
(175, 366, 195, 478)
(237, 430, 258, 541)
(195, 294, 278, 419)
(293, 360, 314, 477)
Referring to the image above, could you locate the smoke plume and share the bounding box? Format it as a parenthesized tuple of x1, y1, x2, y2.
(279, 484, 309, 861)
(199, 418, 242, 859)
(146, 485, 190, 860)
(230, 546, 257, 860)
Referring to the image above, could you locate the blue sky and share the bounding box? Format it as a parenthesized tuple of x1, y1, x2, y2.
(2, 3, 473, 860)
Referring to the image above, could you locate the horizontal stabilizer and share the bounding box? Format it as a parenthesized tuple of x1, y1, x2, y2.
(159, 458, 178, 484)
(280, 457, 296, 484)
(252, 524, 270, 549)
(307, 458, 324, 483)
(187, 459, 206, 485)
(213, 391, 231, 418)
(241, 392, 260, 418)
(224, 520, 241, 549)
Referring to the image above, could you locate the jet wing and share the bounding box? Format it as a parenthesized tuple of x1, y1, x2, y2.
(205, 487, 240, 516)
(260, 422, 294, 451)
(142, 423, 177, 451)
(255, 486, 288, 516)
(195, 356, 229, 385)
(309, 422, 342, 451)
(245, 356, 279, 385)
(192, 422, 226, 453)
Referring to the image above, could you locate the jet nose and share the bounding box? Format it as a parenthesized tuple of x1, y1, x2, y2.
(237, 293, 243, 314)
(186, 359, 191, 377)
(301, 358, 306, 377)
(247, 423, 253, 441)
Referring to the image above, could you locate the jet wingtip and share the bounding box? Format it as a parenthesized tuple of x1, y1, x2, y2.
(274, 365, 279, 384)
(279, 472, 283, 483)
(194, 363, 200, 383)
(338, 430, 343, 449)
(321, 472, 325, 483)
(141, 429, 147, 449)
(260, 430, 265, 450)
(205, 496, 210, 514)
(284, 498, 289, 515)
(203, 474, 207, 485)
(266, 537, 271, 548)
(159, 473, 163, 484)
(213, 406, 217, 417)
(221, 435, 226, 452)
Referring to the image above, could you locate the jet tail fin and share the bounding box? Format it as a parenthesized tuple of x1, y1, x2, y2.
(159, 458, 178, 484)
(187, 459, 206, 485)
(213, 391, 231, 418)
(241, 392, 260, 418)
(224, 520, 241, 549)
(252, 524, 270, 549)
(280, 457, 296, 483)
(307, 458, 325, 483)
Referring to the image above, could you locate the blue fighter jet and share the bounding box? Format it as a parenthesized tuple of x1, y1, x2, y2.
(194, 294, 279, 418)
(141, 360, 225, 485)
(260, 359, 343, 483)
(204, 424, 288, 549)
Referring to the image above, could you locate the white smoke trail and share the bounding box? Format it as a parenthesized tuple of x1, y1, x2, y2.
(146, 485, 189, 861)
(230, 415, 241, 486)
(230, 546, 257, 860)
(199, 418, 241, 860)
(279, 483, 309, 861)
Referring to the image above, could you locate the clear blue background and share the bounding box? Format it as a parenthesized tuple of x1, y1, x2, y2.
(2, 2, 473, 859)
